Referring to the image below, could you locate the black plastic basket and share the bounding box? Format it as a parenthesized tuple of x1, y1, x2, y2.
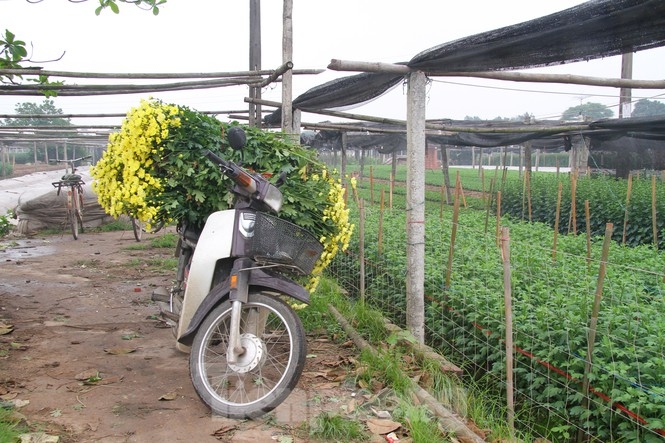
(247, 212, 323, 275)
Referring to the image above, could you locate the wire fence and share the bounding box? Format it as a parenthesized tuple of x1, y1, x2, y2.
(325, 176, 665, 443)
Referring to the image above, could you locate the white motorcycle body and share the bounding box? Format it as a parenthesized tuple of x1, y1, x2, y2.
(175, 209, 235, 351)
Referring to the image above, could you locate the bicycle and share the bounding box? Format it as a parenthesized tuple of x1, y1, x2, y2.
(51, 156, 92, 240)
(130, 218, 165, 242)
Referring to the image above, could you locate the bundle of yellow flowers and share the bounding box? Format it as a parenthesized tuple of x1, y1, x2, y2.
(92, 98, 353, 291)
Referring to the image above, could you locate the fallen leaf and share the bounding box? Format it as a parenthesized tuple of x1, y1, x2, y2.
(0, 324, 14, 335)
(10, 398, 30, 409)
(212, 425, 237, 437)
(74, 369, 99, 381)
(371, 408, 392, 419)
(0, 392, 18, 401)
(92, 375, 122, 386)
(311, 381, 340, 390)
(366, 418, 401, 435)
(159, 392, 178, 401)
(17, 432, 60, 443)
(104, 347, 136, 355)
(10, 342, 28, 351)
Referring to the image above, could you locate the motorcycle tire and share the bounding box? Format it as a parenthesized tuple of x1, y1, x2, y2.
(189, 292, 306, 419)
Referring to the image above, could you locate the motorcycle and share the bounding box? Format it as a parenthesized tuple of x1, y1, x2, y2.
(151, 127, 323, 418)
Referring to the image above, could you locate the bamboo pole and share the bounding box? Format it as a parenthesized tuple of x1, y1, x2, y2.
(553, 182, 563, 262)
(389, 172, 394, 210)
(578, 223, 613, 443)
(585, 200, 592, 269)
(622, 173, 633, 245)
(481, 167, 486, 204)
(378, 190, 385, 256)
(484, 177, 495, 235)
(458, 172, 467, 208)
(500, 226, 515, 431)
(359, 199, 366, 305)
(327, 305, 486, 443)
(652, 175, 658, 250)
(440, 183, 446, 219)
(526, 170, 532, 222)
(570, 172, 578, 235)
(370, 165, 374, 205)
(445, 176, 461, 291)
(496, 191, 502, 247)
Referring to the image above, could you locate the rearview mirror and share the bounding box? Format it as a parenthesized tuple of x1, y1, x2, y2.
(227, 126, 247, 150)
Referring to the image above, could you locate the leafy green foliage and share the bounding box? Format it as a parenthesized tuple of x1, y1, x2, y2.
(501, 173, 665, 248)
(95, 0, 166, 16)
(0, 211, 13, 237)
(331, 197, 665, 441)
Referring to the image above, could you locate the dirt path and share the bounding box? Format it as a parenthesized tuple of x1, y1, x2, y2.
(0, 228, 361, 443)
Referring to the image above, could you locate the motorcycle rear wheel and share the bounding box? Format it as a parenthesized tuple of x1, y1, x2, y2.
(189, 292, 306, 419)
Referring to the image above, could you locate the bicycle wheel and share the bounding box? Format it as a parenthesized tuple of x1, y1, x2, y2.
(131, 218, 143, 242)
(76, 186, 84, 234)
(69, 187, 79, 240)
(189, 292, 306, 419)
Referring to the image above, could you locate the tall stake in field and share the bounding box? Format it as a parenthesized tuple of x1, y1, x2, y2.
(445, 175, 461, 291)
(484, 177, 495, 235)
(652, 175, 658, 250)
(500, 226, 515, 431)
(585, 200, 592, 270)
(578, 223, 613, 443)
(389, 172, 394, 210)
(570, 172, 578, 235)
(378, 189, 385, 256)
(552, 182, 563, 262)
(481, 166, 486, 204)
(496, 191, 502, 247)
(359, 199, 366, 305)
(622, 173, 633, 245)
(370, 166, 374, 205)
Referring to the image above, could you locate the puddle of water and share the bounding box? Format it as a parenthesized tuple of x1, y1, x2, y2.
(0, 239, 57, 261)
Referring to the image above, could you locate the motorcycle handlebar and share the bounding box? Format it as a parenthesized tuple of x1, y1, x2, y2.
(204, 150, 257, 194)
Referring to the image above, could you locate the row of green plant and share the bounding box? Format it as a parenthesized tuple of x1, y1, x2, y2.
(328, 197, 665, 442)
(343, 163, 526, 194)
(501, 173, 665, 249)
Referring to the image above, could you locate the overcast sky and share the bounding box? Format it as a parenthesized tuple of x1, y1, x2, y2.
(2, 0, 665, 126)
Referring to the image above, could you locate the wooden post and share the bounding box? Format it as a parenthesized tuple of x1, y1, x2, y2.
(578, 223, 613, 443)
(359, 199, 366, 305)
(622, 173, 633, 245)
(501, 226, 515, 431)
(553, 182, 563, 261)
(445, 176, 461, 291)
(405, 70, 426, 343)
(0, 145, 5, 177)
(281, 0, 294, 135)
(652, 175, 658, 250)
(378, 190, 385, 256)
(248, 0, 261, 128)
(33, 141, 38, 172)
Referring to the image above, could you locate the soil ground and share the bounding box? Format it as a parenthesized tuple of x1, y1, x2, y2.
(0, 227, 369, 443)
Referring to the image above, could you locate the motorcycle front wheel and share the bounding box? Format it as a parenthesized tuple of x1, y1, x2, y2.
(189, 292, 306, 419)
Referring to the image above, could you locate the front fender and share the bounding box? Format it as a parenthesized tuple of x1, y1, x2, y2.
(177, 268, 310, 346)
